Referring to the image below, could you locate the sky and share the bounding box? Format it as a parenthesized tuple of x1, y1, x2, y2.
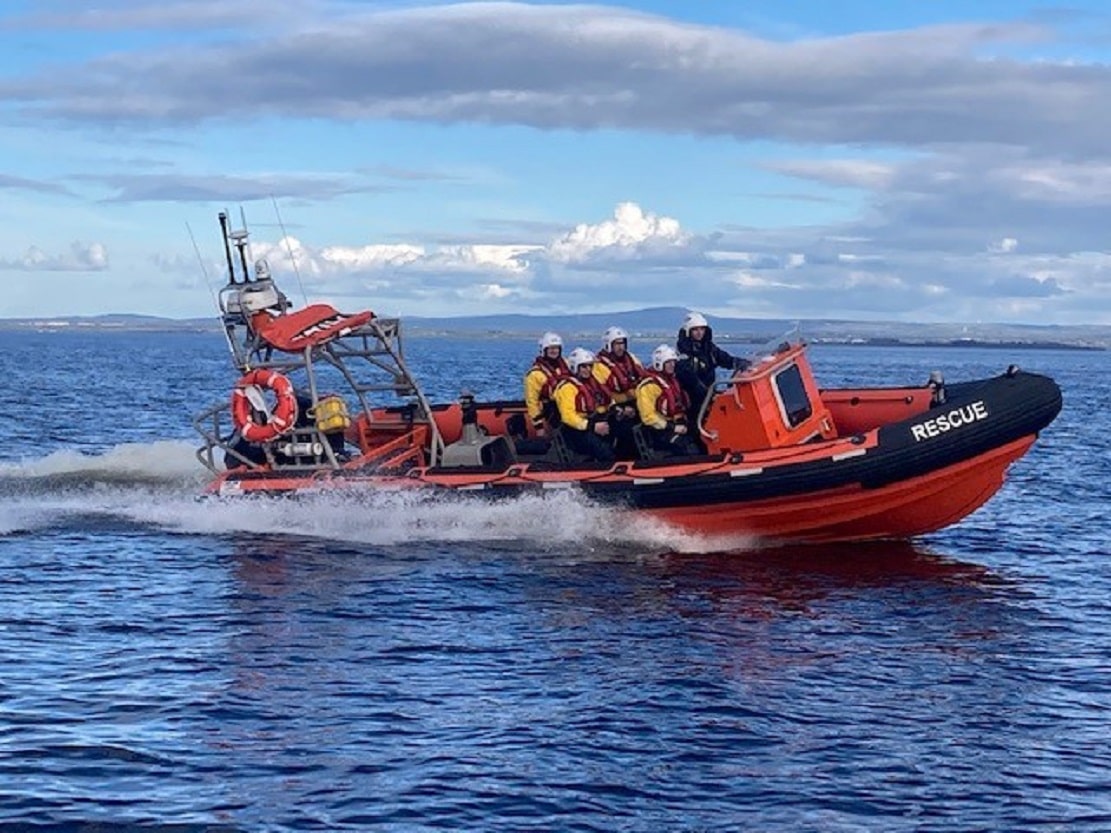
(3, 0, 1111, 325)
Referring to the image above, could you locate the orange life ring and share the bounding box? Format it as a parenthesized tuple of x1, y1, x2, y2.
(230, 369, 298, 443)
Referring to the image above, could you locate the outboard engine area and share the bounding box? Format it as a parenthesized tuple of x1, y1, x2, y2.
(438, 392, 516, 469)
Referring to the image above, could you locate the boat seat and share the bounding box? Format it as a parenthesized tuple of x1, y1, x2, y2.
(631, 424, 667, 461)
(549, 426, 592, 465)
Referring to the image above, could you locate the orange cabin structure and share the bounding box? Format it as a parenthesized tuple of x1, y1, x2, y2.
(703, 342, 837, 453)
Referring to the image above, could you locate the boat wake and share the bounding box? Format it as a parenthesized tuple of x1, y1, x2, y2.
(0, 440, 209, 490)
(0, 441, 758, 555)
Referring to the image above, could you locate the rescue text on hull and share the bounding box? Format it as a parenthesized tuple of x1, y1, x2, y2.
(193, 213, 1063, 545)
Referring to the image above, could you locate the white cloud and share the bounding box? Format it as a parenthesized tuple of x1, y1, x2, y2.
(249, 237, 537, 293)
(0, 242, 109, 271)
(481, 283, 513, 299)
(546, 202, 696, 265)
(765, 159, 897, 190)
(843, 270, 906, 290)
(172, 194, 1111, 325)
(318, 241, 425, 271)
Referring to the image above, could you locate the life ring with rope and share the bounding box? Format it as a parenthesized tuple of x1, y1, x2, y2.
(230, 368, 299, 443)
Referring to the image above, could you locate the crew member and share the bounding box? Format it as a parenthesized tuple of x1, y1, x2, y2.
(523, 331, 570, 437)
(593, 325, 643, 458)
(675, 311, 750, 417)
(637, 344, 701, 457)
(553, 348, 616, 463)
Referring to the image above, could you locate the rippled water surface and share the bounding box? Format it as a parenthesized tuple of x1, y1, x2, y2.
(0, 332, 1108, 831)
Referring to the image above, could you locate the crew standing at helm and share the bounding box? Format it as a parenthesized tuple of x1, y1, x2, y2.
(524, 331, 570, 437)
(554, 348, 616, 463)
(593, 325, 643, 458)
(637, 345, 700, 457)
(675, 311, 750, 417)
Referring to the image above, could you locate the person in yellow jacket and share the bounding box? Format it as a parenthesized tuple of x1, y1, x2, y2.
(523, 331, 570, 437)
(592, 325, 643, 457)
(593, 326, 644, 408)
(636, 344, 700, 456)
(553, 348, 616, 463)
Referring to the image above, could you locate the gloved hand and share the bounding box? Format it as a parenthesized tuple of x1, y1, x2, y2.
(733, 357, 751, 371)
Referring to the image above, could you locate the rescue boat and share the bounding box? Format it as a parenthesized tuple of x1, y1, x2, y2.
(193, 214, 1062, 544)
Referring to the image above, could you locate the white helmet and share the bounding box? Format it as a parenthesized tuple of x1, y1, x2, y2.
(679, 310, 706, 335)
(568, 347, 596, 374)
(538, 331, 563, 352)
(652, 344, 679, 371)
(681, 311, 708, 334)
(602, 325, 628, 352)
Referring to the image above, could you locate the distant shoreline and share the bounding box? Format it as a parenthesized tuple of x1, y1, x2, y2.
(805, 338, 1104, 352)
(0, 321, 1103, 351)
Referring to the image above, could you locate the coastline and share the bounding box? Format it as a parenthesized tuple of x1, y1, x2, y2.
(1, 315, 1107, 351)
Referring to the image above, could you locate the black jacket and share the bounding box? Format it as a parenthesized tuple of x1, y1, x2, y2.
(675, 326, 748, 408)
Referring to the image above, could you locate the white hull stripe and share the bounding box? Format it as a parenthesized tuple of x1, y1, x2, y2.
(729, 468, 764, 478)
(542, 481, 573, 489)
(832, 449, 867, 461)
(633, 477, 665, 486)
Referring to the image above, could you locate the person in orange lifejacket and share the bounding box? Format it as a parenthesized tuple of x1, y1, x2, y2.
(636, 344, 701, 456)
(593, 325, 643, 458)
(593, 325, 644, 409)
(523, 331, 570, 437)
(553, 348, 616, 463)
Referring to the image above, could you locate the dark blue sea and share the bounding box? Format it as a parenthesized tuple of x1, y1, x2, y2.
(0, 330, 1108, 831)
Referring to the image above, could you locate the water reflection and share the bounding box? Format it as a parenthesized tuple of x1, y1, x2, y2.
(660, 540, 997, 601)
(207, 531, 1078, 831)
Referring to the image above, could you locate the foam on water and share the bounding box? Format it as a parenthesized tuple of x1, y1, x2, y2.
(0, 442, 758, 554)
(0, 439, 208, 484)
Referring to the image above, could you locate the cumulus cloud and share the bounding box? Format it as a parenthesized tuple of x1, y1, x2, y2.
(179, 193, 1107, 324)
(546, 202, 702, 266)
(247, 204, 710, 291)
(0, 242, 109, 271)
(245, 236, 538, 299)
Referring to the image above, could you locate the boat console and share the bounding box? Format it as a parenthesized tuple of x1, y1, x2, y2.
(702, 341, 836, 453)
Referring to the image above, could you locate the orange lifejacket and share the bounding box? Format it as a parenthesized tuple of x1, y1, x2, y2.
(596, 350, 643, 396)
(565, 375, 612, 419)
(644, 370, 690, 422)
(532, 356, 570, 400)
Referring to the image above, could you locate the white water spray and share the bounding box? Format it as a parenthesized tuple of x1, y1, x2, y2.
(0, 442, 758, 554)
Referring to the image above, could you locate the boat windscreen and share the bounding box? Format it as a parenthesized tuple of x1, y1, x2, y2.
(774, 363, 813, 428)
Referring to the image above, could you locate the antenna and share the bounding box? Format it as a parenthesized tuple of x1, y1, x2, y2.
(272, 195, 309, 306)
(187, 221, 218, 305)
(218, 211, 238, 284)
(232, 206, 251, 283)
(190, 219, 239, 363)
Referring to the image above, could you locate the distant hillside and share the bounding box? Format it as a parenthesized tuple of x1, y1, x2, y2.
(2, 308, 1107, 349)
(0, 313, 218, 332)
(404, 307, 1110, 349)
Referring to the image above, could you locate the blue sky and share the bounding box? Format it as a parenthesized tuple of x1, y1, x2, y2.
(2, 0, 1111, 325)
